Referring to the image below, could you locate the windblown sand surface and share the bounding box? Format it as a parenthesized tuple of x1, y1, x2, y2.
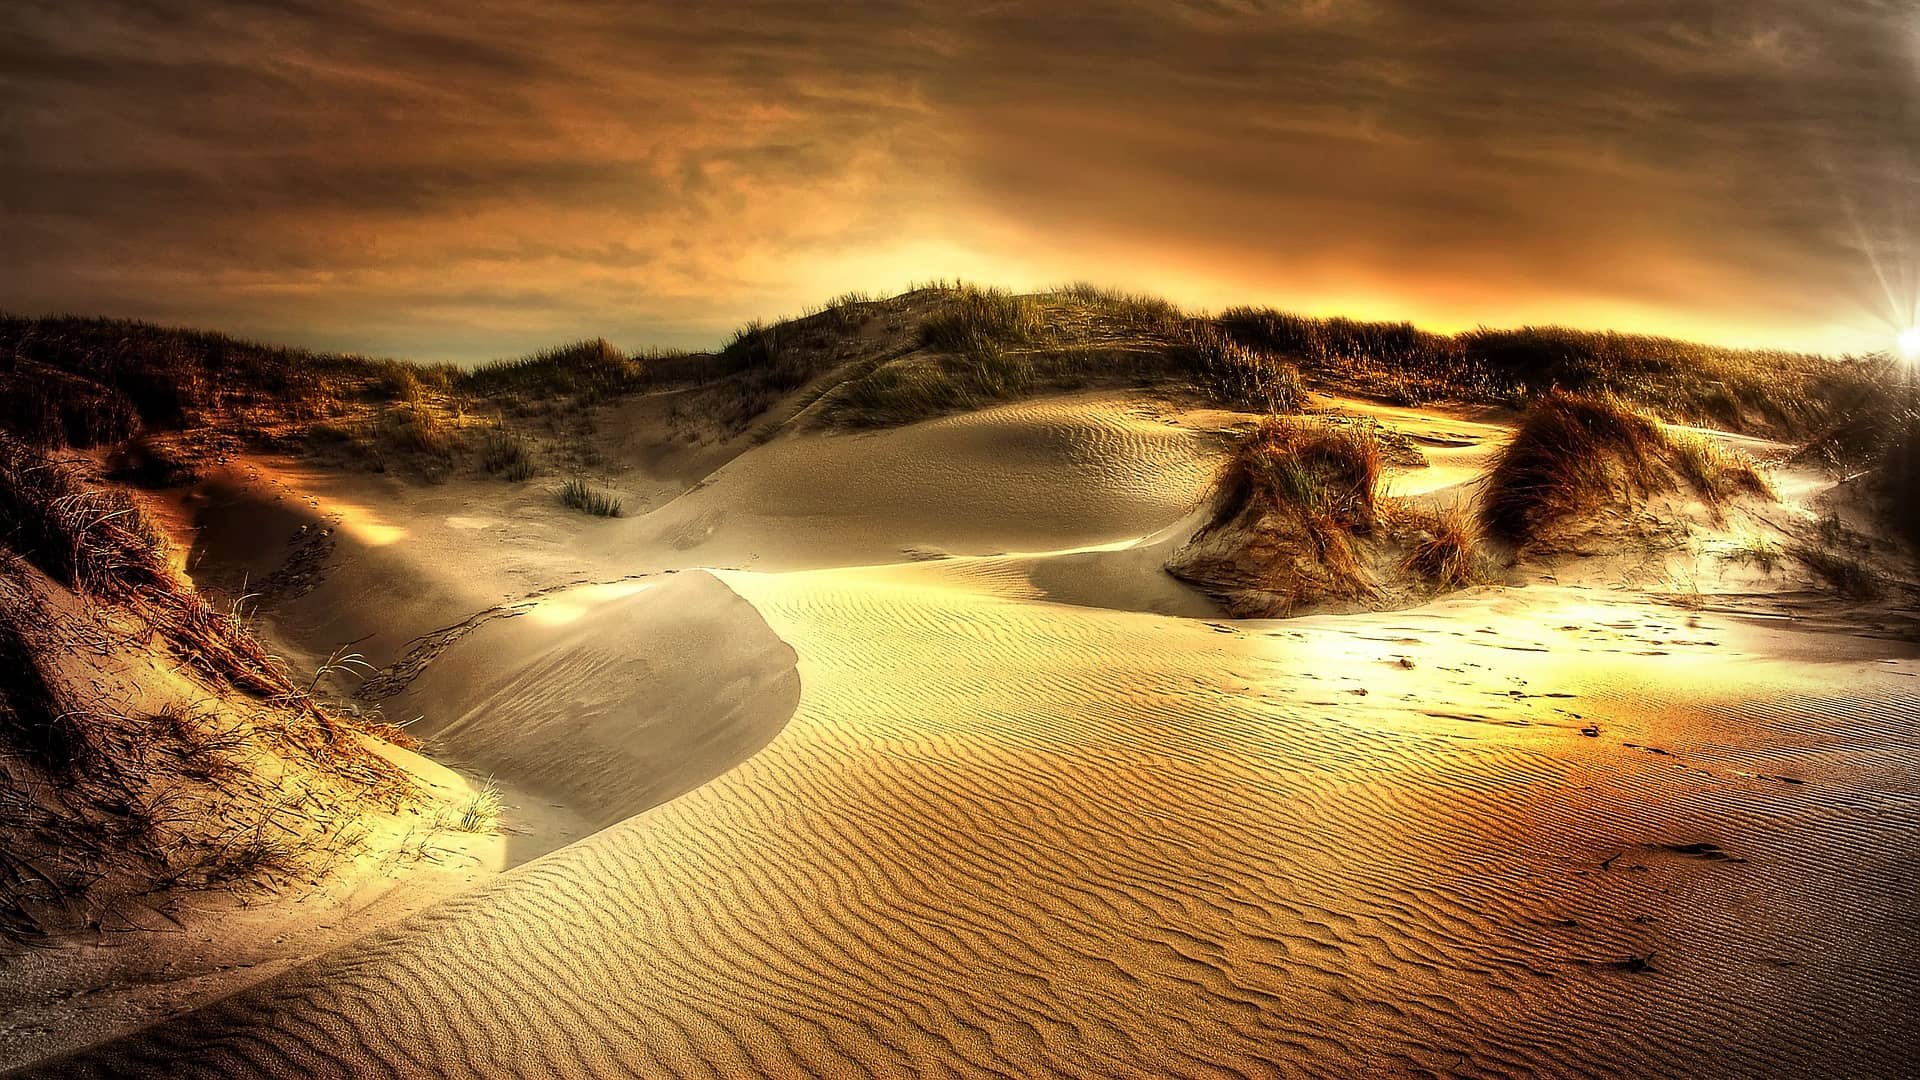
(12, 391, 1919, 1077)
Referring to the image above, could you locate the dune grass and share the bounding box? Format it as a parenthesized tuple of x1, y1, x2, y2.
(1178, 325, 1305, 414)
(460, 338, 644, 401)
(1395, 503, 1485, 589)
(1207, 416, 1383, 531)
(0, 438, 421, 941)
(1481, 392, 1675, 546)
(920, 285, 1049, 353)
(451, 778, 503, 833)
(1791, 538, 1882, 598)
(1216, 307, 1877, 434)
(479, 428, 534, 481)
(1668, 430, 1773, 503)
(1480, 392, 1779, 548)
(1203, 416, 1384, 598)
(559, 478, 621, 517)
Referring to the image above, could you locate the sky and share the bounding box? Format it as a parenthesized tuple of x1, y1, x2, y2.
(3, 0, 1917, 363)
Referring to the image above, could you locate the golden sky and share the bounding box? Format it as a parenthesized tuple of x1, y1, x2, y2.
(3, 1, 1917, 361)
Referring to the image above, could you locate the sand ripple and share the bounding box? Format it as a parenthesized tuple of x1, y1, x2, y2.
(25, 572, 1919, 1078)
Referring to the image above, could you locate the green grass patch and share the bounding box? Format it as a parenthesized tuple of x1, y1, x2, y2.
(559, 478, 621, 517)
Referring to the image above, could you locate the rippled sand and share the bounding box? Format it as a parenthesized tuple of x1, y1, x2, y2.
(31, 560, 1919, 1077)
(17, 391, 1918, 1077)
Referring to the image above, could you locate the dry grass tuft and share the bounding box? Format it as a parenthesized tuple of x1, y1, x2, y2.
(450, 778, 503, 833)
(1480, 392, 1773, 548)
(1668, 431, 1774, 503)
(1175, 416, 1384, 606)
(480, 428, 534, 481)
(559, 478, 621, 517)
(1206, 416, 1383, 536)
(920, 285, 1048, 354)
(1396, 503, 1485, 589)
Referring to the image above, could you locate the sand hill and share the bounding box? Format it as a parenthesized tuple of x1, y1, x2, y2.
(1, 287, 1916, 1077)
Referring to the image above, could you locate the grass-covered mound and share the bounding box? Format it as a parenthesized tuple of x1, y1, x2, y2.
(1167, 417, 1486, 616)
(1480, 391, 1773, 550)
(0, 435, 421, 942)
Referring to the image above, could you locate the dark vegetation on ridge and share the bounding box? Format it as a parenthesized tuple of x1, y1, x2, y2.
(2, 283, 1887, 469)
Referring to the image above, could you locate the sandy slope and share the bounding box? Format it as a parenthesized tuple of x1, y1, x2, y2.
(13, 390, 1920, 1077)
(385, 571, 800, 828)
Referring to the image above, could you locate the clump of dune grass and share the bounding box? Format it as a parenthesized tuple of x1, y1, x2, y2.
(1668, 430, 1773, 503)
(920, 285, 1048, 353)
(1480, 392, 1663, 546)
(559, 478, 621, 517)
(1720, 532, 1785, 572)
(1395, 503, 1485, 589)
(1481, 392, 1775, 548)
(1180, 325, 1305, 414)
(451, 778, 503, 833)
(480, 428, 534, 481)
(377, 402, 457, 456)
(1170, 417, 1385, 610)
(1204, 416, 1383, 536)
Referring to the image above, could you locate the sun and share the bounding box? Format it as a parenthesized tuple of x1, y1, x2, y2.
(1900, 326, 1920, 361)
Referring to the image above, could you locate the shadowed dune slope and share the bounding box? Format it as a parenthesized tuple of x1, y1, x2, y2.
(387, 571, 801, 828)
(26, 568, 1918, 1078)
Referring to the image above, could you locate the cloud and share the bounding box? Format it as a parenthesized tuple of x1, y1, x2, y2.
(1, 0, 1914, 359)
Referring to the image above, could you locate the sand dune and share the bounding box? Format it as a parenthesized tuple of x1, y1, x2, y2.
(385, 571, 800, 827)
(611, 391, 1224, 569)
(16, 387, 1918, 1077)
(27, 562, 1918, 1077)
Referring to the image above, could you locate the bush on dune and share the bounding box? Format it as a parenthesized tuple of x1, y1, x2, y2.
(1203, 416, 1383, 539)
(1168, 417, 1386, 612)
(1395, 503, 1485, 590)
(1479, 391, 1775, 548)
(559, 477, 622, 517)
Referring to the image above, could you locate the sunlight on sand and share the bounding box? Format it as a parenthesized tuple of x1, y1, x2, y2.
(329, 502, 408, 547)
(522, 580, 654, 626)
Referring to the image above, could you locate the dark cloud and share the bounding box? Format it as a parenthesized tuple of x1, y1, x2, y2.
(1, 0, 1914, 359)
